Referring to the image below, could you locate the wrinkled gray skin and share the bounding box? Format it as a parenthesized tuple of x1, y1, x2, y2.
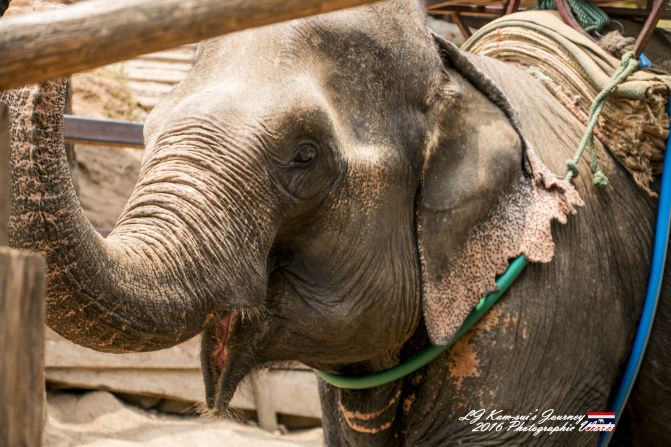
(4, 1, 671, 445)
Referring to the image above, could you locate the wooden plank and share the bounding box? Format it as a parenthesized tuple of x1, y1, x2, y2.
(426, 3, 671, 19)
(63, 115, 144, 148)
(556, 0, 593, 39)
(0, 103, 8, 246)
(0, 0, 381, 90)
(44, 330, 322, 419)
(634, 0, 667, 56)
(45, 368, 235, 405)
(601, 6, 671, 20)
(45, 330, 200, 369)
(450, 12, 472, 39)
(251, 371, 279, 431)
(135, 96, 161, 109)
(125, 81, 179, 97)
(124, 60, 194, 74)
(263, 370, 323, 419)
(0, 248, 46, 447)
(138, 49, 196, 64)
(134, 45, 197, 64)
(46, 368, 248, 407)
(45, 367, 322, 418)
(504, 0, 521, 15)
(124, 70, 189, 86)
(45, 329, 310, 370)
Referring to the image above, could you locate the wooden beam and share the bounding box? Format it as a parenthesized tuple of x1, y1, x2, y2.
(0, 248, 46, 447)
(64, 115, 144, 148)
(427, 4, 504, 17)
(45, 367, 324, 419)
(556, 0, 593, 40)
(504, 0, 521, 15)
(45, 330, 200, 369)
(450, 12, 472, 39)
(251, 370, 279, 431)
(634, 0, 667, 56)
(0, 0, 380, 90)
(601, 6, 671, 20)
(0, 103, 8, 246)
(427, 4, 671, 20)
(44, 331, 322, 419)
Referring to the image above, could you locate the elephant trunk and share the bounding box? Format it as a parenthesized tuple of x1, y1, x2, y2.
(4, 80, 274, 353)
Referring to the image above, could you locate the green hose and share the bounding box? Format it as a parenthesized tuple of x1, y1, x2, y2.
(315, 256, 529, 390)
(536, 0, 610, 33)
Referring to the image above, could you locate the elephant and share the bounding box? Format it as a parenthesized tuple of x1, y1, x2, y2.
(3, 0, 671, 445)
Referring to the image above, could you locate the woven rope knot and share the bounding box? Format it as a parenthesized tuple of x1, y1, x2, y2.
(592, 169, 610, 188)
(621, 50, 635, 65)
(563, 49, 640, 190)
(598, 31, 635, 59)
(565, 160, 579, 179)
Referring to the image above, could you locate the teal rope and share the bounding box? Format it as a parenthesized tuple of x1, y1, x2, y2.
(316, 256, 529, 389)
(564, 51, 640, 187)
(536, 0, 610, 33)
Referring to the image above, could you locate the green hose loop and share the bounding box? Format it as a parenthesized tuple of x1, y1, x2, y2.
(315, 256, 529, 390)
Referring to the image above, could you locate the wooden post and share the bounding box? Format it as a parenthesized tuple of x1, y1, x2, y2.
(0, 248, 46, 447)
(449, 12, 471, 39)
(504, 0, 521, 15)
(633, 0, 667, 57)
(0, 103, 8, 246)
(0, 0, 380, 90)
(251, 370, 279, 431)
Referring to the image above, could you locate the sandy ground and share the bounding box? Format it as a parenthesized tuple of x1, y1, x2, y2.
(44, 391, 323, 447)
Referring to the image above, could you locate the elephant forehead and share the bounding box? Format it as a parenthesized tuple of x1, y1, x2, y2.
(169, 3, 440, 107)
(144, 75, 327, 145)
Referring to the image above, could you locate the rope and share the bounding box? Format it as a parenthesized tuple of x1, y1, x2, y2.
(599, 30, 635, 59)
(536, 0, 610, 33)
(564, 51, 640, 187)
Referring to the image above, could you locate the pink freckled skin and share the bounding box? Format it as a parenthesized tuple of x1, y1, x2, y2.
(212, 314, 234, 372)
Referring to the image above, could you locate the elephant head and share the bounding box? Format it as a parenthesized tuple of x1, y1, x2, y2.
(4, 0, 580, 415)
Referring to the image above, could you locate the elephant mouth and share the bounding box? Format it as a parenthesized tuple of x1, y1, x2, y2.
(205, 259, 280, 414)
(203, 309, 258, 415)
(212, 313, 236, 371)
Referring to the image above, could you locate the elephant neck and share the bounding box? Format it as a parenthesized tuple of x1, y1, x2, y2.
(321, 324, 431, 446)
(322, 362, 403, 446)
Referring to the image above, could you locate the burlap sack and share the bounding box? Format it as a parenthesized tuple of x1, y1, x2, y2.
(463, 11, 671, 195)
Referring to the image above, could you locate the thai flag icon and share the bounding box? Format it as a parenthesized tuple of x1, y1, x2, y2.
(588, 412, 616, 430)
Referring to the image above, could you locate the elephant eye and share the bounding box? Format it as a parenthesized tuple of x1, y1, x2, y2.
(292, 144, 317, 164)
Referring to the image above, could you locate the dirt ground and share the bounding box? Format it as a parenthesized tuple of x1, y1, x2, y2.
(44, 391, 322, 447)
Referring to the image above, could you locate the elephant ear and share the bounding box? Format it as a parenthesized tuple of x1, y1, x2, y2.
(417, 34, 583, 346)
